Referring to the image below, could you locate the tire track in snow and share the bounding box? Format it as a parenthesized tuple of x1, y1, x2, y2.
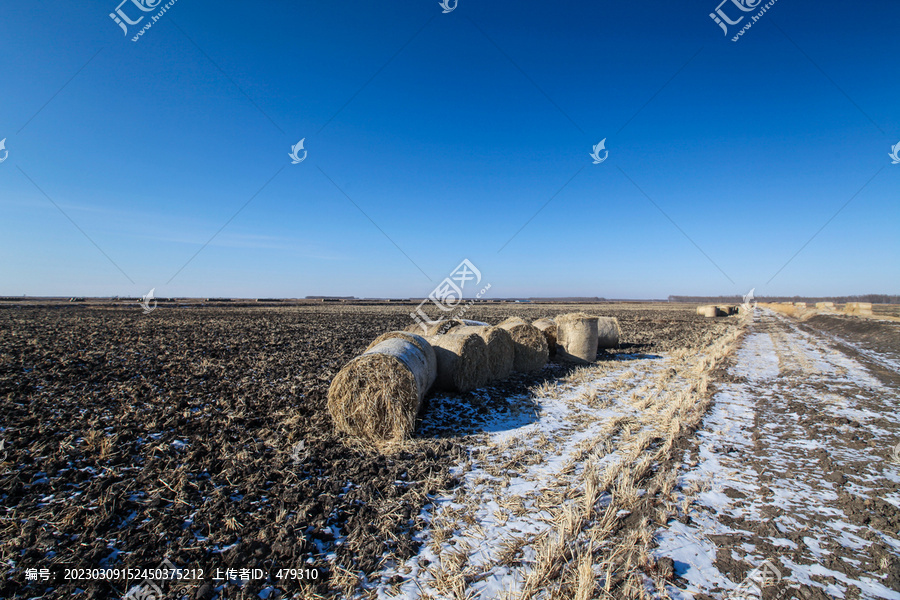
(655, 310, 900, 600)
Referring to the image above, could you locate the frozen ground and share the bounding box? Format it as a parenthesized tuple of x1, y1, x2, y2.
(371, 325, 742, 599)
(376, 354, 671, 598)
(0, 303, 738, 599)
(369, 309, 900, 599)
(655, 310, 900, 599)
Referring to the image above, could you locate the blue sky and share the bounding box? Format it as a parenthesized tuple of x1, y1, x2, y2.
(1, 1, 897, 299)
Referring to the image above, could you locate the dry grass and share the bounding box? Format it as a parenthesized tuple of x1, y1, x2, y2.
(327, 353, 421, 443)
(506, 315, 747, 599)
(532, 380, 562, 400)
(452, 325, 515, 382)
(532, 318, 558, 357)
(84, 429, 116, 459)
(428, 333, 490, 392)
(498, 318, 550, 373)
(376, 309, 747, 599)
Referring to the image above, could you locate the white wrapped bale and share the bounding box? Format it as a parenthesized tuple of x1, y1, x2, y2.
(327, 332, 436, 442)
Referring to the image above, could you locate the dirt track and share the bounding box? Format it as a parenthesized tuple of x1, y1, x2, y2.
(657, 310, 900, 599)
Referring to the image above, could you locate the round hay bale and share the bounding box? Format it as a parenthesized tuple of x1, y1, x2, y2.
(701, 305, 719, 318)
(366, 330, 434, 357)
(499, 316, 529, 326)
(426, 333, 489, 392)
(555, 313, 599, 363)
(327, 335, 437, 442)
(452, 325, 514, 382)
(595, 316, 620, 349)
(408, 319, 490, 336)
(531, 318, 557, 357)
(404, 323, 427, 334)
(498, 317, 549, 373)
(420, 319, 466, 336)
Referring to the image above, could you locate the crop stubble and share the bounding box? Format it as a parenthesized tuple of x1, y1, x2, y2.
(0, 302, 726, 598)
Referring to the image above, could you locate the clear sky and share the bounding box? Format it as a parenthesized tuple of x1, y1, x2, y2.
(1, 1, 897, 299)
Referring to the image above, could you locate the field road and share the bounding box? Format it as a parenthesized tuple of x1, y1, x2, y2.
(657, 310, 900, 600)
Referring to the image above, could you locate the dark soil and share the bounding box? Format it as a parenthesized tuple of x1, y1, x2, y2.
(799, 314, 900, 380)
(673, 312, 900, 598)
(0, 302, 722, 598)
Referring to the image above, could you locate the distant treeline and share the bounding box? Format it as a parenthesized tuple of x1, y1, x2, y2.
(527, 297, 608, 302)
(668, 294, 900, 304)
